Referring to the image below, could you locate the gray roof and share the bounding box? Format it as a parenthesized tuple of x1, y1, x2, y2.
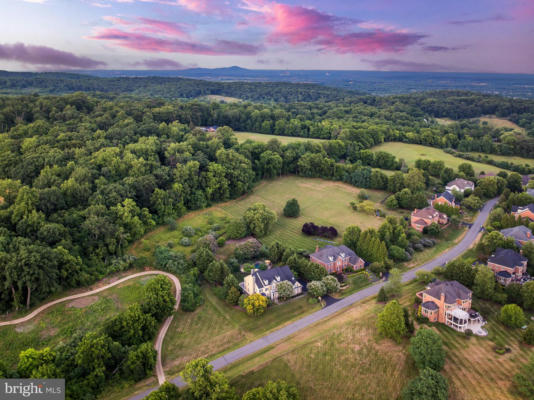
(424, 280, 471, 304)
(310, 245, 362, 265)
(422, 301, 439, 311)
(489, 248, 527, 269)
(447, 178, 474, 190)
(523, 176, 531, 186)
(252, 266, 297, 289)
(512, 204, 534, 214)
(527, 188, 534, 197)
(501, 225, 533, 242)
(435, 191, 455, 203)
(497, 270, 512, 278)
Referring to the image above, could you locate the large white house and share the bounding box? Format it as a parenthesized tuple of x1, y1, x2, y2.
(241, 266, 302, 301)
(446, 178, 475, 194)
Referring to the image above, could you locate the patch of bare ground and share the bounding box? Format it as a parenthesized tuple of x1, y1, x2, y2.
(15, 323, 35, 333)
(67, 295, 99, 308)
(40, 327, 59, 339)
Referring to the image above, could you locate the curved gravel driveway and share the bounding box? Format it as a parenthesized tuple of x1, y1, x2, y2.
(0, 270, 181, 386)
(131, 197, 498, 400)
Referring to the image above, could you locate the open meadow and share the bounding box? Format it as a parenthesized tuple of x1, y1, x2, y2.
(130, 176, 406, 259)
(0, 275, 156, 369)
(224, 280, 534, 400)
(235, 131, 327, 144)
(372, 142, 504, 175)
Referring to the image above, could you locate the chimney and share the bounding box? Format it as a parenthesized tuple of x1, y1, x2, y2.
(315, 245, 319, 253)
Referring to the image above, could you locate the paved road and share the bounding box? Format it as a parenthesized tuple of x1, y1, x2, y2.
(131, 197, 498, 400)
(0, 270, 181, 386)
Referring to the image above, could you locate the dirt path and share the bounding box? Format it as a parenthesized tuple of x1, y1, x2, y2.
(0, 270, 181, 385)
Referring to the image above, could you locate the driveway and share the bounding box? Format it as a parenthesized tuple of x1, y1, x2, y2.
(131, 197, 498, 399)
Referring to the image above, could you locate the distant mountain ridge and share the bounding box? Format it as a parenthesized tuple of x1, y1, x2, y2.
(73, 67, 534, 98)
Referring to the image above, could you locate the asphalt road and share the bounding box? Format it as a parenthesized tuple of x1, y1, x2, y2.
(131, 197, 498, 400)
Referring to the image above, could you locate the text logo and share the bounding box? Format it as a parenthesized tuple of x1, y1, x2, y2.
(1, 380, 64, 399)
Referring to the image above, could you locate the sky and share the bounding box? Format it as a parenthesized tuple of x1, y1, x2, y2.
(1, 0, 534, 73)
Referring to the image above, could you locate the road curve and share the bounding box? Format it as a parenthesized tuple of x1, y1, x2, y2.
(0, 270, 181, 386)
(131, 197, 498, 400)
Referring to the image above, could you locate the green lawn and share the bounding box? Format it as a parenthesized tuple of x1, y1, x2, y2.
(0, 276, 155, 369)
(469, 152, 534, 168)
(130, 176, 406, 257)
(405, 226, 466, 269)
(225, 281, 424, 400)
(434, 299, 533, 400)
(225, 277, 534, 400)
(162, 287, 321, 377)
(371, 142, 505, 175)
(235, 131, 326, 145)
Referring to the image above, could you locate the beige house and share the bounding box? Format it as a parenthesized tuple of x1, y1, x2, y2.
(242, 266, 302, 301)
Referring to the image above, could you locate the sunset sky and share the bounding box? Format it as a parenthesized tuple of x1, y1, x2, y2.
(2, 0, 534, 73)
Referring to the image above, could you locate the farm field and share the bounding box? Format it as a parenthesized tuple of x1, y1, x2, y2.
(225, 280, 534, 400)
(201, 94, 242, 103)
(468, 152, 534, 168)
(371, 142, 504, 175)
(130, 176, 406, 257)
(476, 116, 526, 133)
(0, 275, 155, 369)
(235, 131, 327, 144)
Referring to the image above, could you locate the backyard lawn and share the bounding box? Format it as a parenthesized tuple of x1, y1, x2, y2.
(0, 275, 156, 369)
(371, 142, 504, 175)
(225, 279, 534, 400)
(130, 176, 405, 258)
(235, 131, 326, 145)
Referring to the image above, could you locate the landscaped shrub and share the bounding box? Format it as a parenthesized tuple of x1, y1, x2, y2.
(167, 218, 178, 231)
(226, 218, 248, 239)
(182, 225, 195, 237)
(322, 275, 341, 294)
(522, 324, 534, 345)
(301, 222, 338, 239)
(283, 198, 300, 218)
(307, 281, 327, 298)
(244, 293, 268, 316)
(180, 237, 192, 247)
(234, 240, 262, 262)
(377, 300, 407, 343)
(500, 304, 526, 328)
(409, 328, 445, 371)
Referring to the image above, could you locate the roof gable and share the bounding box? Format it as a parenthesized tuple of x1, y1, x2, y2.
(489, 248, 527, 268)
(446, 178, 474, 190)
(253, 266, 297, 288)
(311, 245, 362, 264)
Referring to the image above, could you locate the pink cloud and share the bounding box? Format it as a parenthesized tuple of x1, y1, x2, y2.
(89, 27, 259, 55)
(133, 57, 192, 69)
(363, 58, 454, 72)
(241, 0, 424, 54)
(0, 42, 105, 68)
(136, 18, 189, 37)
(176, 0, 226, 15)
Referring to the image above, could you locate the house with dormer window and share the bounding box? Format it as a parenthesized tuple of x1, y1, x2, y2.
(241, 266, 302, 301)
(309, 245, 365, 274)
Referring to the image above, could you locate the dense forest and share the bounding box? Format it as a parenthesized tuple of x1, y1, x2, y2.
(1, 89, 534, 314)
(0, 71, 361, 102)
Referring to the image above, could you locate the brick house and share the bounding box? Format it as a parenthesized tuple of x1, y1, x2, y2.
(242, 266, 302, 302)
(446, 178, 475, 194)
(417, 280, 484, 333)
(410, 206, 448, 232)
(501, 225, 534, 247)
(309, 245, 365, 274)
(487, 248, 528, 285)
(431, 191, 458, 208)
(512, 204, 534, 222)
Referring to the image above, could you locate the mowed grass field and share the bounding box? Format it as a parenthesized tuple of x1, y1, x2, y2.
(372, 142, 504, 175)
(0, 276, 155, 369)
(235, 131, 326, 145)
(130, 176, 405, 258)
(477, 116, 526, 133)
(469, 152, 534, 168)
(226, 281, 424, 400)
(162, 287, 320, 377)
(224, 280, 534, 400)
